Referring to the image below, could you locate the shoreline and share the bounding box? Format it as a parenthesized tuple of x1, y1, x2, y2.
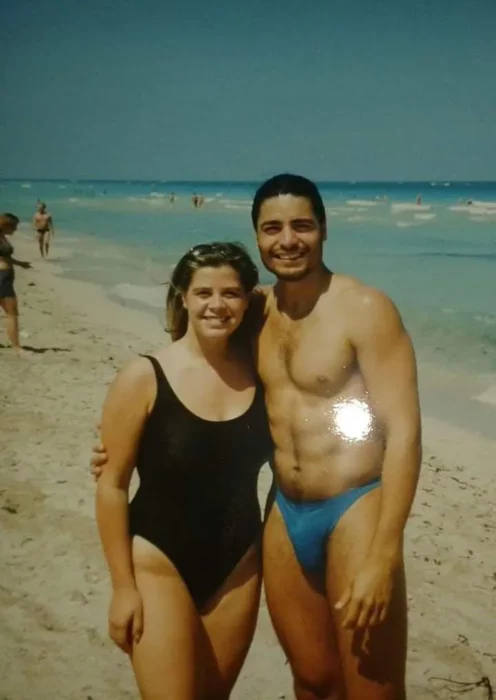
(15, 227, 496, 437)
(1, 233, 495, 698)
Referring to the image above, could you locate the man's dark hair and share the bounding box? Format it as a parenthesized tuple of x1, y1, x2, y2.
(251, 174, 326, 230)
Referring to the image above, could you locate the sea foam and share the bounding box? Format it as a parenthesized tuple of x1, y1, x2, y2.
(473, 383, 496, 407)
(391, 203, 431, 213)
(345, 200, 378, 207)
(113, 283, 164, 309)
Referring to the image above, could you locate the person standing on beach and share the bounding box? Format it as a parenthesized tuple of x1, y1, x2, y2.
(92, 174, 422, 699)
(95, 243, 273, 699)
(33, 202, 55, 259)
(249, 174, 421, 699)
(0, 213, 31, 356)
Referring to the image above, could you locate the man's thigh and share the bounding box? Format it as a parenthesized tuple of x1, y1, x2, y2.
(326, 487, 407, 700)
(263, 504, 344, 697)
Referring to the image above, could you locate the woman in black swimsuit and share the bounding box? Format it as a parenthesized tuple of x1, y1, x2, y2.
(95, 242, 273, 699)
(0, 213, 30, 356)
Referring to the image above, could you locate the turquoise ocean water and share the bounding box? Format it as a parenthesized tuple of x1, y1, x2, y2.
(2, 178, 495, 434)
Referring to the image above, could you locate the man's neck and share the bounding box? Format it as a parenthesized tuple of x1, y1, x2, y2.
(274, 265, 332, 318)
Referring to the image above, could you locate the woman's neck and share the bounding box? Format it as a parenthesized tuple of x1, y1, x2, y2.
(181, 328, 234, 367)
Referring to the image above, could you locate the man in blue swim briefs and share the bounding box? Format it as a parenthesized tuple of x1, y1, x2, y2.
(250, 174, 422, 700)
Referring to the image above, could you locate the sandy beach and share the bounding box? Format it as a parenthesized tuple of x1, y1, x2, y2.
(1, 233, 494, 699)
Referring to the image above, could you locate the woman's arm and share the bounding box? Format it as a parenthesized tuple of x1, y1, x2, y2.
(96, 357, 155, 590)
(11, 258, 32, 268)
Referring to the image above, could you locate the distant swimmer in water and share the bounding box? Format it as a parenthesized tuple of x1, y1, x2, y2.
(33, 202, 55, 259)
(169, 192, 176, 203)
(416, 194, 422, 205)
(192, 193, 199, 208)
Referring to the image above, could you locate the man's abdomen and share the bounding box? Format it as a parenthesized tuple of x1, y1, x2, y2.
(267, 389, 385, 501)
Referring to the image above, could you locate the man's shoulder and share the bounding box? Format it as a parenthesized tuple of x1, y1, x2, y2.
(330, 274, 402, 336)
(332, 273, 395, 313)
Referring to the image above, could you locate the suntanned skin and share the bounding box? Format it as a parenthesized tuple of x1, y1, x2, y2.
(251, 193, 421, 700)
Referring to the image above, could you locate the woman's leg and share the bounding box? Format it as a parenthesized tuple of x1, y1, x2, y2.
(0, 296, 21, 354)
(131, 537, 203, 700)
(200, 543, 262, 699)
(130, 538, 262, 700)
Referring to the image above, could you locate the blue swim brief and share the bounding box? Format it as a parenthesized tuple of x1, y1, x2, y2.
(275, 477, 381, 573)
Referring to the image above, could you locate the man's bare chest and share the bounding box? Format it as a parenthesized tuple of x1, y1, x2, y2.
(255, 311, 355, 396)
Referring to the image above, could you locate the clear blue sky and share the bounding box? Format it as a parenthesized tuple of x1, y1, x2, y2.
(1, 0, 495, 181)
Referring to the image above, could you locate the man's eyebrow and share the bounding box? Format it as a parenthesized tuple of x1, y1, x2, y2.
(261, 217, 314, 225)
(260, 219, 282, 227)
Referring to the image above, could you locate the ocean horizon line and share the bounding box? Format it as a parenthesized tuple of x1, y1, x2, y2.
(2, 177, 496, 186)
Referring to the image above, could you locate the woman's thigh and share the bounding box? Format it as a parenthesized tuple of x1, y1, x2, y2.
(131, 537, 262, 700)
(132, 537, 203, 700)
(0, 295, 18, 315)
(200, 543, 262, 699)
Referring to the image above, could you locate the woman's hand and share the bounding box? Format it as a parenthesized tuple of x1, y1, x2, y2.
(90, 443, 108, 480)
(90, 423, 108, 480)
(108, 586, 144, 654)
(12, 258, 32, 269)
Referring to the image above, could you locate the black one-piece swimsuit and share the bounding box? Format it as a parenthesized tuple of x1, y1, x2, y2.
(129, 355, 274, 608)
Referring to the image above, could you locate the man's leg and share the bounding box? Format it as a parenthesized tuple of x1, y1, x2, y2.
(263, 504, 345, 700)
(37, 233, 45, 258)
(326, 487, 407, 700)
